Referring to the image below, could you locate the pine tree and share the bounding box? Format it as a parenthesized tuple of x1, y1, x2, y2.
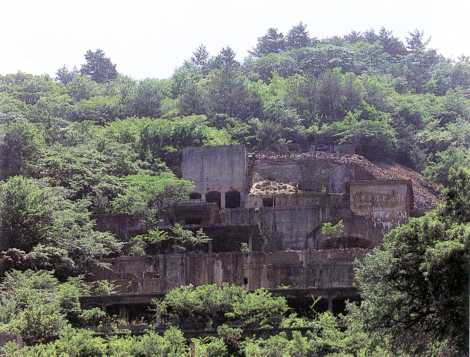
(80, 49, 118, 83)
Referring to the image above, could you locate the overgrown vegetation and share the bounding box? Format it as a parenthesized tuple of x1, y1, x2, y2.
(0, 276, 383, 356)
(0, 24, 469, 355)
(321, 220, 344, 238)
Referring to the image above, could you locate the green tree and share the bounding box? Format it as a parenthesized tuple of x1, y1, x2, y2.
(401, 31, 440, 93)
(80, 49, 118, 83)
(131, 78, 166, 117)
(68, 95, 120, 124)
(321, 220, 344, 238)
(319, 108, 398, 159)
(66, 75, 100, 101)
(111, 171, 193, 219)
(354, 168, 470, 355)
(0, 270, 93, 345)
(0, 121, 44, 179)
(424, 146, 470, 186)
(33, 143, 134, 204)
(137, 115, 232, 160)
(55, 65, 78, 85)
(0, 177, 122, 274)
(0, 176, 56, 251)
(153, 284, 289, 331)
(286, 22, 312, 49)
(192, 337, 228, 357)
(377, 27, 406, 57)
(251, 28, 286, 57)
(205, 66, 261, 120)
(191, 44, 210, 72)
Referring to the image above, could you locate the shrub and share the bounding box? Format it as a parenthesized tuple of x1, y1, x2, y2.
(321, 220, 344, 238)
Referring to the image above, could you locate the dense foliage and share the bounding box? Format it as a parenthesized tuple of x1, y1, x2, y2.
(0, 277, 382, 356)
(354, 168, 470, 355)
(0, 26, 468, 184)
(0, 24, 469, 355)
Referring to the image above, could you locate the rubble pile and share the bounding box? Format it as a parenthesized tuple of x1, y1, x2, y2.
(252, 150, 439, 212)
(250, 180, 299, 195)
(375, 162, 440, 213)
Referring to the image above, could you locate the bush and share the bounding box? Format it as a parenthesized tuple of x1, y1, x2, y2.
(192, 336, 228, 357)
(153, 284, 289, 330)
(321, 220, 344, 238)
(111, 172, 193, 218)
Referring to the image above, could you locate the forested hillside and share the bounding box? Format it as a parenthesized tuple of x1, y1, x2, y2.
(2, 26, 470, 184)
(0, 25, 469, 356)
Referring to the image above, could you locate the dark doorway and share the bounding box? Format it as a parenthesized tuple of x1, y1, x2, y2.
(205, 191, 221, 208)
(185, 217, 202, 225)
(189, 192, 202, 200)
(225, 190, 241, 208)
(262, 197, 274, 207)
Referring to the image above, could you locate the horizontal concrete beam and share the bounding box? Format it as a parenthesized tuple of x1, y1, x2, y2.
(80, 287, 359, 308)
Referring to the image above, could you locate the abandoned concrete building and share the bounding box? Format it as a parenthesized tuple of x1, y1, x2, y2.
(86, 144, 438, 312)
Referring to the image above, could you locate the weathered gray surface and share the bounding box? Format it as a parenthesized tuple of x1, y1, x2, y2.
(182, 145, 247, 208)
(90, 146, 430, 301)
(250, 156, 371, 193)
(92, 249, 365, 295)
(349, 180, 412, 230)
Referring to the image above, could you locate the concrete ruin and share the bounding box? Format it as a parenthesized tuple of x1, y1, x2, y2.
(88, 145, 437, 311)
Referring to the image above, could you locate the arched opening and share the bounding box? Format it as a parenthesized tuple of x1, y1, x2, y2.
(189, 192, 202, 200)
(205, 191, 221, 208)
(225, 190, 241, 208)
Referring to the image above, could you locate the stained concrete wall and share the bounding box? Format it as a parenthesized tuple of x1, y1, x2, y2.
(218, 206, 338, 250)
(181, 145, 247, 208)
(94, 182, 409, 252)
(218, 204, 382, 250)
(251, 157, 372, 193)
(349, 180, 412, 230)
(219, 192, 384, 250)
(245, 192, 345, 209)
(259, 207, 330, 250)
(91, 249, 366, 295)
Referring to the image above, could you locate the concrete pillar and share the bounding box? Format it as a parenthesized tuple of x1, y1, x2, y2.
(221, 191, 226, 209)
(327, 296, 333, 312)
(119, 305, 128, 321)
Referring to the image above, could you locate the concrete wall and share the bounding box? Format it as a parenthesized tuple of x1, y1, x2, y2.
(0, 333, 22, 348)
(218, 206, 340, 250)
(91, 249, 366, 295)
(250, 157, 373, 193)
(182, 145, 247, 208)
(245, 192, 345, 209)
(210, 193, 385, 250)
(258, 207, 331, 250)
(220, 192, 383, 250)
(164, 201, 220, 226)
(349, 180, 411, 230)
(94, 181, 409, 251)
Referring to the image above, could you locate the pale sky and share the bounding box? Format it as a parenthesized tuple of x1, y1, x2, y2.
(1, 0, 469, 79)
